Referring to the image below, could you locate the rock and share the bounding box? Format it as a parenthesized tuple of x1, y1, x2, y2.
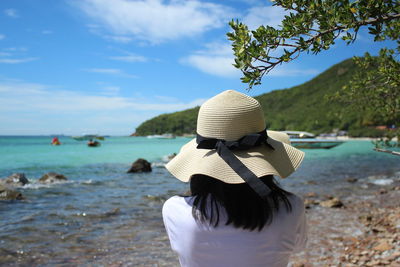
(372, 240, 392, 251)
(127, 158, 152, 173)
(39, 172, 67, 183)
(385, 251, 400, 261)
(319, 197, 344, 208)
(304, 192, 318, 198)
(372, 226, 386, 233)
(304, 198, 317, 209)
(304, 198, 315, 206)
(366, 260, 380, 266)
(104, 208, 120, 217)
(305, 180, 317, 185)
(377, 188, 388, 195)
(347, 177, 358, 183)
(0, 185, 24, 200)
(4, 173, 29, 186)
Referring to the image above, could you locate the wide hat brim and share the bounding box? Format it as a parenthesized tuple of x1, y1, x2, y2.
(166, 130, 305, 184)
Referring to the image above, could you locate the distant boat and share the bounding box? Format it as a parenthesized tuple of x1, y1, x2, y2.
(282, 131, 316, 139)
(72, 135, 105, 141)
(283, 131, 345, 149)
(290, 139, 345, 149)
(87, 140, 101, 147)
(147, 133, 176, 139)
(51, 137, 61, 146)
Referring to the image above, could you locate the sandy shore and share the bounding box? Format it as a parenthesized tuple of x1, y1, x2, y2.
(289, 173, 400, 266)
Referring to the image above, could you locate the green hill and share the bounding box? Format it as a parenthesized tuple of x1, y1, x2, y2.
(134, 106, 199, 136)
(134, 58, 384, 137)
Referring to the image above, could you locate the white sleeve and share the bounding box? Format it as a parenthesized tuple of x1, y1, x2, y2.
(293, 199, 307, 252)
(162, 197, 177, 251)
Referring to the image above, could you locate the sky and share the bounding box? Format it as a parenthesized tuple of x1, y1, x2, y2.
(0, 0, 394, 135)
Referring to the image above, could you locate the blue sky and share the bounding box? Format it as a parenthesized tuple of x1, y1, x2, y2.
(0, 0, 394, 135)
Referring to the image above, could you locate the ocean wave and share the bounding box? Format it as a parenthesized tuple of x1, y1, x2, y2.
(20, 179, 74, 190)
(151, 162, 166, 168)
(79, 179, 104, 186)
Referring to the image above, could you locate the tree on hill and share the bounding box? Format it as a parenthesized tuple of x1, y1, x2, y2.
(135, 107, 199, 136)
(228, 0, 399, 148)
(135, 58, 386, 137)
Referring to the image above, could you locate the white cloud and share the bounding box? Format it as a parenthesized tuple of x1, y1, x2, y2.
(42, 30, 53, 35)
(4, 8, 19, 18)
(0, 47, 38, 64)
(3, 47, 27, 52)
(0, 34, 5, 40)
(0, 80, 205, 112)
(243, 5, 287, 30)
(105, 35, 133, 43)
(84, 68, 137, 78)
(181, 42, 240, 78)
(109, 53, 147, 63)
(0, 57, 38, 64)
(101, 86, 120, 95)
(182, 41, 319, 78)
(86, 24, 134, 43)
(183, 54, 239, 77)
(0, 79, 206, 135)
(73, 0, 236, 44)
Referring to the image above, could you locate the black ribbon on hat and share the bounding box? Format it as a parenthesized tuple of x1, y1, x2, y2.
(196, 129, 274, 200)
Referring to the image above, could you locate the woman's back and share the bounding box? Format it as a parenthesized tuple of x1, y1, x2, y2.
(163, 90, 307, 267)
(162, 194, 306, 267)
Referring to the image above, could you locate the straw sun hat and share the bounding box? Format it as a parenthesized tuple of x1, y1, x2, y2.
(166, 90, 304, 195)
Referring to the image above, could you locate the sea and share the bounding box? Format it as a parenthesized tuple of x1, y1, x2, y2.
(0, 136, 399, 266)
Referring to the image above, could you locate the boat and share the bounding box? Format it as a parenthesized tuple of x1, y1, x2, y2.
(87, 140, 101, 147)
(283, 131, 345, 149)
(51, 137, 61, 146)
(72, 135, 105, 141)
(147, 133, 176, 139)
(282, 131, 315, 139)
(290, 139, 345, 149)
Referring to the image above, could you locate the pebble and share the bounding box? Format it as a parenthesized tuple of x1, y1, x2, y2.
(319, 197, 344, 208)
(373, 240, 393, 251)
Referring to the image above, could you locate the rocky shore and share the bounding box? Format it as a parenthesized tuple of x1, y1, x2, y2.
(290, 173, 400, 266)
(1, 169, 399, 266)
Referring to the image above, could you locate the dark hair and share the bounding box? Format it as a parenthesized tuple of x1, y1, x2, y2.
(189, 174, 293, 231)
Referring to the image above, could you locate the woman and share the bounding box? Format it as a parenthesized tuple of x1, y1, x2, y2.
(163, 90, 307, 267)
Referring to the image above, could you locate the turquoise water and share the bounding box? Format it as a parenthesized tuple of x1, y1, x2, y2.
(0, 136, 189, 174)
(0, 136, 399, 266)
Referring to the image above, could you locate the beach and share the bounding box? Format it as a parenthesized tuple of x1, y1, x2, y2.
(0, 136, 399, 266)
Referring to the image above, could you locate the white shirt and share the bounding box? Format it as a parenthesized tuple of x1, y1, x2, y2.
(162, 195, 306, 267)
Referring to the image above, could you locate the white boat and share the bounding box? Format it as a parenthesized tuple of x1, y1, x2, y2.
(282, 131, 315, 139)
(147, 133, 176, 139)
(290, 139, 345, 149)
(283, 131, 344, 149)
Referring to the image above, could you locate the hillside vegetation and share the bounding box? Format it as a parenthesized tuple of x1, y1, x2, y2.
(135, 58, 384, 137)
